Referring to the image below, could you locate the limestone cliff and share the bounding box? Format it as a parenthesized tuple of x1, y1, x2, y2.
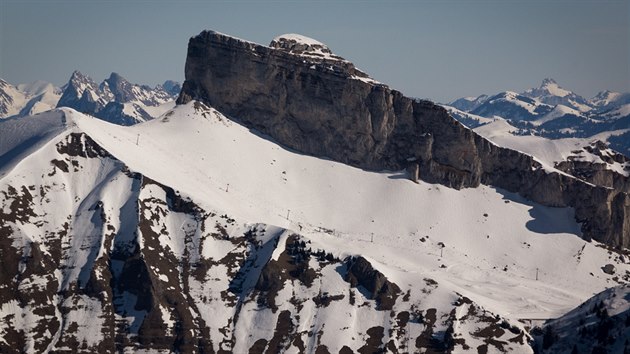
(178, 30, 630, 248)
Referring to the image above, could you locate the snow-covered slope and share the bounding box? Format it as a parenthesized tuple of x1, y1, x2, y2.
(591, 90, 630, 111)
(534, 285, 630, 353)
(3, 103, 630, 353)
(0, 79, 27, 118)
(0, 110, 69, 178)
(15, 81, 63, 116)
(448, 94, 489, 112)
(442, 105, 498, 129)
(82, 102, 630, 314)
(0, 79, 61, 119)
(471, 91, 554, 122)
(474, 119, 630, 177)
(534, 105, 582, 126)
(600, 103, 630, 121)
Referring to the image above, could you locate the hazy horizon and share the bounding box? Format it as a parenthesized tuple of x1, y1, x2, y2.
(1, 0, 628, 103)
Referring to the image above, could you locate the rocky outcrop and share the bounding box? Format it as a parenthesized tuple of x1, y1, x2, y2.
(344, 256, 400, 311)
(178, 30, 630, 248)
(554, 140, 630, 193)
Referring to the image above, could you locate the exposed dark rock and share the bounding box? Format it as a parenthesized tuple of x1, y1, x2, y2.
(602, 264, 616, 275)
(265, 310, 294, 354)
(344, 256, 400, 311)
(555, 141, 630, 193)
(177, 30, 630, 248)
(56, 132, 112, 159)
(357, 326, 385, 354)
(254, 234, 318, 312)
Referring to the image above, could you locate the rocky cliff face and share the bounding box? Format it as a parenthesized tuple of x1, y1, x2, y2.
(178, 30, 630, 248)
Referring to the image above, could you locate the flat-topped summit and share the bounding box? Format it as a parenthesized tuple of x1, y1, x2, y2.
(269, 33, 342, 60)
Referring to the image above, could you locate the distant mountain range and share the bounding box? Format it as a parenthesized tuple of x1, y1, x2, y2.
(0, 79, 62, 118)
(446, 78, 630, 156)
(0, 72, 180, 125)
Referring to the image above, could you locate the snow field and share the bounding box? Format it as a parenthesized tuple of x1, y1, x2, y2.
(66, 103, 630, 321)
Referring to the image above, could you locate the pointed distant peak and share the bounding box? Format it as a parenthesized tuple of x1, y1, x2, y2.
(67, 71, 97, 87)
(524, 78, 574, 99)
(106, 72, 129, 84)
(541, 78, 558, 87)
(70, 70, 88, 80)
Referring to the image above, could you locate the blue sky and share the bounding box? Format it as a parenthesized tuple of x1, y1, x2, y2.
(1, 0, 628, 102)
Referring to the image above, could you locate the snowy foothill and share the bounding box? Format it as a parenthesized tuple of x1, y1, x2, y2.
(533, 104, 581, 126)
(473, 119, 630, 177)
(55, 102, 629, 320)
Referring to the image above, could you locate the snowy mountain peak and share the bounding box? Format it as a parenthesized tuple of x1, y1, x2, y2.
(55, 71, 179, 125)
(57, 70, 110, 113)
(523, 78, 591, 112)
(68, 70, 90, 83)
(541, 77, 558, 86)
(535, 78, 570, 98)
(64, 70, 99, 96)
(0, 78, 62, 118)
(590, 90, 627, 108)
(104, 72, 135, 102)
(107, 71, 124, 81)
(270, 33, 345, 61)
